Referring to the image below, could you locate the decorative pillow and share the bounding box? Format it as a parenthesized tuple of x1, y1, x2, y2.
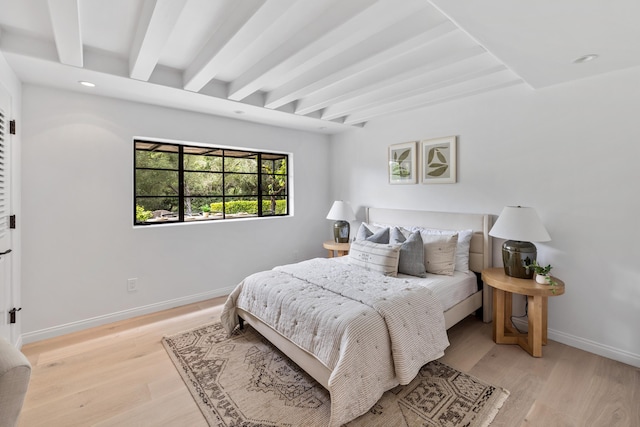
(389, 227, 427, 278)
(413, 227, 473, 272)
(355, 223, 390, 243)
(420, 233, 458, 276)
(356, 222, 374, 240)
(373, 222, 412, 238)
(348, 240, 401, 277)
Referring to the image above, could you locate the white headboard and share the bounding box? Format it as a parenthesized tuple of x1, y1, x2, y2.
(365, 207, 492, 273)
(365, 207, 493, 322)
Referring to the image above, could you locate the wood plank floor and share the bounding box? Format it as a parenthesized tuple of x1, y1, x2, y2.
(18, 297, 640, 427)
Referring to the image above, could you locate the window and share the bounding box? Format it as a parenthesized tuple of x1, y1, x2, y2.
(134, 140, 288, 225)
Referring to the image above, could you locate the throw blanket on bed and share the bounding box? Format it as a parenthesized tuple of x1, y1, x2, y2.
(220, 258, 449, 427)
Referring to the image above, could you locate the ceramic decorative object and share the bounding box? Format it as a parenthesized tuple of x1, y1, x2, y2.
(536, 273, 550, 284)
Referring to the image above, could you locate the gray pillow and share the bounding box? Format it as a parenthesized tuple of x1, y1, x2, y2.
(356, 223, 390, 243)
(355, 223, 375, 240)
(390, 227, 427, 277)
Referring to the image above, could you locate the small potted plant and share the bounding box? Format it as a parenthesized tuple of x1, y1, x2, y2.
(201, 204, 211, 218)
(525, 260, 555, 285)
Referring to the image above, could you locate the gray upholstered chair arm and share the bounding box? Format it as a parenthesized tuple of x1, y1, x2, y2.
(0, 338, 31, 427)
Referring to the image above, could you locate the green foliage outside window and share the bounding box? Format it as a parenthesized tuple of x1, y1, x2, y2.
(134, 140, 288, 224)
(209, 199, 287, 215)
(136, 205, 153, 222)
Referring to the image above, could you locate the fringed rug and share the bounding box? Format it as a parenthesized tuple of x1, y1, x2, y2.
(162, 322, 509, 427)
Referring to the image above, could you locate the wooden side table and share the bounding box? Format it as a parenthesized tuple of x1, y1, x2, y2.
(481, 267, 565, 357)
(323, 241, 350, 257)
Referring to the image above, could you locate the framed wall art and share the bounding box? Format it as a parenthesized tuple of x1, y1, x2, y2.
(421, 136, 457, 184)
(389, 141, 417, 184)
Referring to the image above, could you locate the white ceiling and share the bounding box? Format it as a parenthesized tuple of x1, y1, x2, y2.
(0, 0, 638, 134)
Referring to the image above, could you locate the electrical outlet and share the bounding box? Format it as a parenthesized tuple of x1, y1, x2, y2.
(127, 278, 138, 293)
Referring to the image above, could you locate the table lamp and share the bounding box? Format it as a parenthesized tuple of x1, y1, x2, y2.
(326, 201, 355, 243)
(489, 206, 551, 279)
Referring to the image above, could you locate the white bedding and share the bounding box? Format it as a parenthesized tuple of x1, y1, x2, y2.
(411, 270, 477, 310)
(333, 256, 478, 311)
(221, 257, 449, 427)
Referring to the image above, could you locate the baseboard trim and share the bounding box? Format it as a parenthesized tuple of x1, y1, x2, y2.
(21, 287, 235, 344)
(511, 318, 640, 368)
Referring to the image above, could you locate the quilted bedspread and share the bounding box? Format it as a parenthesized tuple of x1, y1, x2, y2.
(220, 257, 449, 427)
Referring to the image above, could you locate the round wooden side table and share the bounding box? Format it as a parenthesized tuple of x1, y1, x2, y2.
(323, 241, 350, 257)
(481, 267, 565, 357)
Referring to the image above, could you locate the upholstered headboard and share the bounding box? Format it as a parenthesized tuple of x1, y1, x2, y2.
(365, 207, 493, 322)
(365, 207, 492, 274)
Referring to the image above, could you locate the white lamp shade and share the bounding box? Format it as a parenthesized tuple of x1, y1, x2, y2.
(489, 206, 551, 242)
(326, 201, 355, 221)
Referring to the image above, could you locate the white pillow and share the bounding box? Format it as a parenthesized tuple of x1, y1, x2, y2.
(412, 227, 473, 272)
(348, 240, 401, 277)
(418, 232, 458, 276)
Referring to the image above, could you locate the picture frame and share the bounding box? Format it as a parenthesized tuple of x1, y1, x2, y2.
(389, 141, 417, 184)
(421, 136, 457, 184)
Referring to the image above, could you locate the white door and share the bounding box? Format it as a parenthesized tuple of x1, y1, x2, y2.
(0, 84, 13, 343)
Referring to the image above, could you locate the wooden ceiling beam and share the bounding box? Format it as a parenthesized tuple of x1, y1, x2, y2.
(182, 0, 279, 93)
(295, 45, 486, 116)
(320, 48, 495, 121)
(129, 0, 188, 81)
(265, 9, 456, 108)
(227, 0, 379, 102)
(343, 70, 523, 125)
(47, 0, 83, 67)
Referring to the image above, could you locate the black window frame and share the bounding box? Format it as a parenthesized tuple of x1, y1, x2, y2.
(134, 139, 289, 226)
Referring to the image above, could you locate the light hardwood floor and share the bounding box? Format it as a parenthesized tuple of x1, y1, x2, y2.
(18, 297, 639, 427)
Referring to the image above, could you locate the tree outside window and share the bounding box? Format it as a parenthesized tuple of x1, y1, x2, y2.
(134, 140, 288, 225)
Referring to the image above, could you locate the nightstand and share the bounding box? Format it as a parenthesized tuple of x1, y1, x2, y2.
(323, 241, 350, 257)
(481, 267, 565, 357)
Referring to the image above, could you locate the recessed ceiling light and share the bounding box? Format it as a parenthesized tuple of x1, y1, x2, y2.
(78, 81, 96, 87)
(233, 110, 245, 114)
(573, 54, 599, 64)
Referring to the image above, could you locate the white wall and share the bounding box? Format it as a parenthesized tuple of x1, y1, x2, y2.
(330, 67, 640, 367)
(0, 52, 22, 346)
(21, 85, 331, 341)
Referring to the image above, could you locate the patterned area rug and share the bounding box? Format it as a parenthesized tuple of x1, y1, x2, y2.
(162, 322, 509, 427)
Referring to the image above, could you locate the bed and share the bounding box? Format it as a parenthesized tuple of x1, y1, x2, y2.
(221, 207, 492, 426)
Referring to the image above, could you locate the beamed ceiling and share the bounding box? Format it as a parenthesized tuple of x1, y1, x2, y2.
(0, 0, 638, 134)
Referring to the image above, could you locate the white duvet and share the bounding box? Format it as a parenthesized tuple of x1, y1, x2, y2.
(221, 257, 450, 426)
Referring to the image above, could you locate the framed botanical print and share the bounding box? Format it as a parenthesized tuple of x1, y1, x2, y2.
(389, 141, 417, 184)
(421, 136, 457, 184)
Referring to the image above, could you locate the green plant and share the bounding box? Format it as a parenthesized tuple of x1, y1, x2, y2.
(263, 160, 287, 214)
(525, 260, 558, 292)
(209, 199, 287, 216)
(525, 260, 552, 276)
(200, 204, 211, 213)
(136, 204, 153, 222)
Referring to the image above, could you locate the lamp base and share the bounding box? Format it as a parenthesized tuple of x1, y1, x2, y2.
(502, 240, 537, 279)
(333, 220, 350, 243)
